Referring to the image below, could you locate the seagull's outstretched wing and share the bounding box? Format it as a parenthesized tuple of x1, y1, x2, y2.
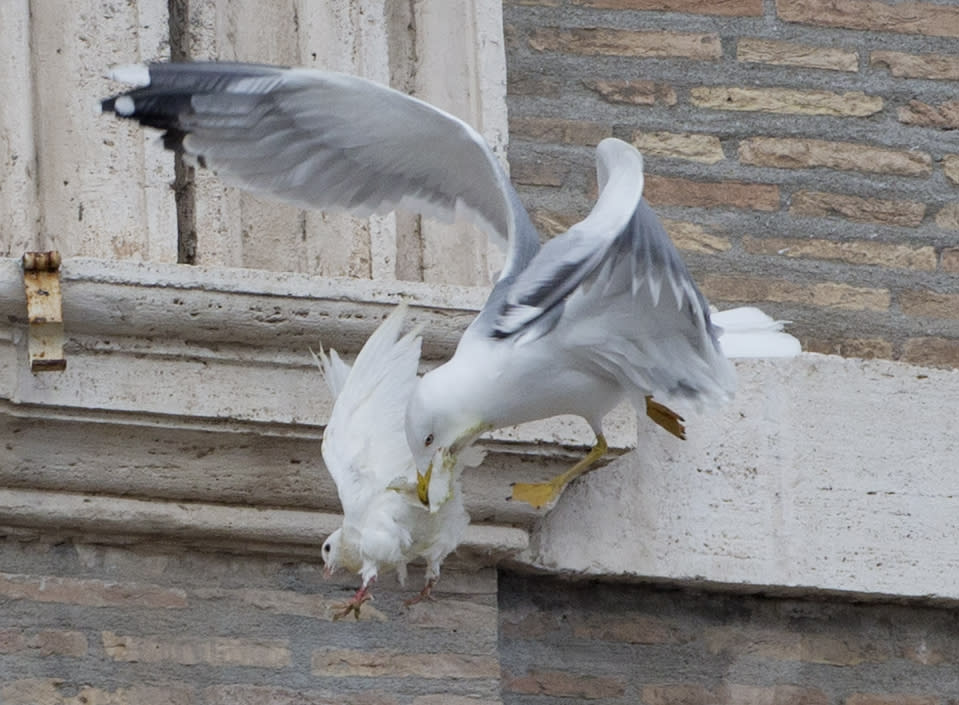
(102, 61, 538, 280)
(493, 137, 735, 405)
(318, 303, 422, 516)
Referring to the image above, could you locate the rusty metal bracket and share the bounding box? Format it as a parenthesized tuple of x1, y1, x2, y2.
(22, 251, 66, 372)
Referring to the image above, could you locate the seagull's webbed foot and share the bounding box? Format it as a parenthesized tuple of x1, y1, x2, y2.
(645, 396, 686, 440)
(333, 582, 374, 621)
(404, 577, 438, 607)
(509, 434, 608, 510)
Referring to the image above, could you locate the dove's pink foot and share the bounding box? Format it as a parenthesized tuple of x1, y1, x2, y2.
(333, 581, 374, 620)
(404, 578, 437, 607)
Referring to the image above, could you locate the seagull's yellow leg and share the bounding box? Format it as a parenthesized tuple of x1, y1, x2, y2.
(645, 396, 686, 440)
(510, 434, 608, 510)
(416, 463, 432, 507)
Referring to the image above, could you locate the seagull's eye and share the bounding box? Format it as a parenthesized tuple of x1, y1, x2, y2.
(322, 544, 330, 554)
(424, 433, 434, 447)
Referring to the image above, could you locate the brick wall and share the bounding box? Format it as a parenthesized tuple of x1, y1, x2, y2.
(500, 573, 959, 704)
(0, 535, 501, 705)
(4, 534, 958, 703)
(504, 0, 959, 367)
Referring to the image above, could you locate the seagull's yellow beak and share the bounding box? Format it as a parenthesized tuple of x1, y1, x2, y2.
(416, 460, 433, 506)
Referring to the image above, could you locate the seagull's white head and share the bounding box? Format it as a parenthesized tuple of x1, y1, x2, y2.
(405, 369, 488, 476)
(405, 379, 448, 475)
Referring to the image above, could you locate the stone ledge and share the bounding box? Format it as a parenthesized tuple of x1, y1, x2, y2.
(3, 257, 957, 601)
(524, 355, 959, 603)
(0, 488, 529, 568)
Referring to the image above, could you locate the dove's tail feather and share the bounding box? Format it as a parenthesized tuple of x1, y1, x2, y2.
(312, 346, 352, 400)
(713, 306, 802, 358)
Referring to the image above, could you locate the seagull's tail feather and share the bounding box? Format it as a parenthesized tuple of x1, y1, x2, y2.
(713, 306, 801, 358)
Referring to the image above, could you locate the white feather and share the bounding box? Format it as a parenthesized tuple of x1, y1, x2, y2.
(714, 306, 802, 358)
(319, 303, 479, 599)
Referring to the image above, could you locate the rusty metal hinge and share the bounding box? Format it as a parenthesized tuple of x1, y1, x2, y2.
(22, 251, 66, 372)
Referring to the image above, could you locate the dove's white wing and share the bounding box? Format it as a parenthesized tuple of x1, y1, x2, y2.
(319, 303, 422, 516)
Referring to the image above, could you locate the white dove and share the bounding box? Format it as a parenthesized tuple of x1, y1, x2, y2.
(315, 302, 482, 619)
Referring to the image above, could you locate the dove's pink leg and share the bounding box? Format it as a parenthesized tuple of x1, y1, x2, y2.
(404, 577, 437, 607)
(334, 579, 375, 620)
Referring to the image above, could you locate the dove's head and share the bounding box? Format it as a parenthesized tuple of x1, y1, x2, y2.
(321, 529, 343, 578)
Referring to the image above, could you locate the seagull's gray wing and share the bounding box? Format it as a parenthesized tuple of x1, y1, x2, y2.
(102, 62, 538, 280)
(492, 138, 734, 403)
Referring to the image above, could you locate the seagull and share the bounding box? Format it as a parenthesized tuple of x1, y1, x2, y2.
(102, 61, 799, 512)
(315, 302, 482, 619)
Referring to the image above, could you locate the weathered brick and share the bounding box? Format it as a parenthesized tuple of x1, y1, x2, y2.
(900, 290, 959, 320)
(942, 247, 959, 272)
(701, 275, 890, 311)
(871, 50, 959, 80)
(644, 683, 829, 705)
(66, 685, 196, 705)
(192, 587, 386, 622)
(643, 684, 713, 705)
(509, 117, 612, 146)
(692, 87, 882, 117)
(2, 678, 63, 705)
(737, 38, 858, 72)
(530, 209, 582, 237)
(101, 631, 290, 668)
(805, 337, 894, 359)
(405, 598, 498, 632)
(902, 337, 959, 368)
(0, 572, 187, 609)
(898, 100, 959, 129)
(584, 79, 677, 106)
(845, 695, 940, 705)
(508, 75, 561, 97)
(633, 131, 724, 164)
(943, 156, 959, 185)
(311, 648, 500, 679)
(509, 158, 568, 188)
(505, 669, 627, 699)
(934, 203, 959, 230)
(742, 236, 936, 270)
(569, 612, 683, 643)
(0, 629, 88, 657)
(777, 0, 959, 38)
(645, 175, 780, 211)
(572, 0, 762, 15)
(791, 191, 925, 227)
(725, 684, 830, 705)
(528, 27, 722, 60)
(663, 219, 732, 254)
(412, 697, 503, 705)
(740, 138, 929, 177)
(839, 336, 895, 358)
(204, 685, 396, 705)
(499, 610, 559, 640)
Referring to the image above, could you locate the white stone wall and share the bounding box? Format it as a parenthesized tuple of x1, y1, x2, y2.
(0, 0, 506, 285)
